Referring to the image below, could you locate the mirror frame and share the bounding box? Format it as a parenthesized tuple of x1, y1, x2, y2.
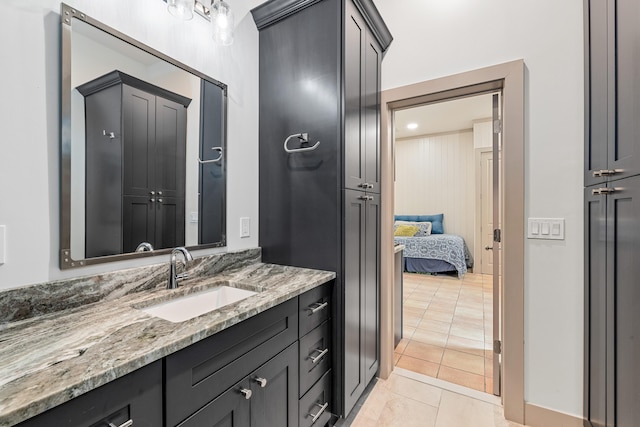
(60, 3, 227, 269)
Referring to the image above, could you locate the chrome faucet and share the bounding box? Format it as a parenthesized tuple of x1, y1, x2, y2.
(168, 247, 193, 289)
(135, 242, 154, 252)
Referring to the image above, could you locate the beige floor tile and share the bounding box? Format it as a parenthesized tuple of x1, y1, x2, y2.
(411, 329, 448, 347)
(382, 373, 442, 407)
(403, 315, 422, 328)
(395, 338, 410, 354)
(434, 390, 503, 427)
(450, 324, 485, 341)
(404, 306, 426, 317)
(427, 301, 457, 312)
(351, 415, 379, 427)
(404, 341, 444, 363)
(357, 382, 393, 422)
(393, 352, 402, 365)
(376, 395, 438, 427)
(416, 318, 451, 334)
(437, 366, 485, 392)
(441, 349, 485, 375)
(423, 310, 454, 323)
(396, 355, 440, 377)
(446, 335, 487, 357)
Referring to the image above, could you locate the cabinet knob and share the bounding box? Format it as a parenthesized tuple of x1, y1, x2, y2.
(157, 198, 163, 203)
(108, 420, 133, 427)
(253, 377, 268, 387)
(158, 191, 163, 195)
(150, 198, 155, 203)
(239, 388, 252, 399)
(150, 191, 155, 195)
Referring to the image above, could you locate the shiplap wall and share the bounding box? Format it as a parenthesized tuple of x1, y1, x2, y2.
(394, 130, 476, 260)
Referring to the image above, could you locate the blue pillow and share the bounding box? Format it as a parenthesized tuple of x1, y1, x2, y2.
(395, 214, 444, 234)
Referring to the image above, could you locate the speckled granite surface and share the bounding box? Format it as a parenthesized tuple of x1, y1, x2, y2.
(0, 249, 335, 426)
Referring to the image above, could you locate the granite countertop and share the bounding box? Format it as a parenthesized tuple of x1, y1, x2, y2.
(0, 260, 335, 426)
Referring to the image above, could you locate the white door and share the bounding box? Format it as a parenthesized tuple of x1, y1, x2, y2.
(480, 150, 494, 275)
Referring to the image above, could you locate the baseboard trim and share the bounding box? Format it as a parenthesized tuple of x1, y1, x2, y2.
(524, 403, 583, 427)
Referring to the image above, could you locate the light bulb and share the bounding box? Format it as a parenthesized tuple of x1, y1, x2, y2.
(168, 0, 194, 20)
(211, 0, 234, 46)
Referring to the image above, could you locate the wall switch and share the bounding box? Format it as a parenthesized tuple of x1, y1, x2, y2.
(0, 225, 5, 265)
(189, 212, 199, 223)
(240, 217, 250, 238)
(527, 218, 565, 240)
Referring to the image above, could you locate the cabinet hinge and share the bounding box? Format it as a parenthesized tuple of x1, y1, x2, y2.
(493, 119, 502, 134)
(494, 339, 502, 355)
(493, 229, 501, 243)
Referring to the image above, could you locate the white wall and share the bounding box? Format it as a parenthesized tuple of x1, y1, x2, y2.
(395, 130, 476, 260)
(0, 0, 263, 290)
(375, 0, 584, 417)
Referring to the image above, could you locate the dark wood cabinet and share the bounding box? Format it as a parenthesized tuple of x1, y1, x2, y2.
(78, 70, 190, 257)
(251, 0, 391, 419)
(584, 0, 640, 187)
(16, 360, 162, 427)
(585, 0, 640, 425)
(585, 177, 640, 427)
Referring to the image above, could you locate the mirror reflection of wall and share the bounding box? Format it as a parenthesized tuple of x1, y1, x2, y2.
(67, 16, 225, 262)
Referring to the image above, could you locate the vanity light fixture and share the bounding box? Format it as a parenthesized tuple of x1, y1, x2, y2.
(211, 0, 234, 46)
(164, 0, 234, 46)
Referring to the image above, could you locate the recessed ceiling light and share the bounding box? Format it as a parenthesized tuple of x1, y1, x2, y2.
(407, 123, 418, 130)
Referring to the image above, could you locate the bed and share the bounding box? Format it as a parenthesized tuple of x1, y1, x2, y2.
(393, 214, 473, 278)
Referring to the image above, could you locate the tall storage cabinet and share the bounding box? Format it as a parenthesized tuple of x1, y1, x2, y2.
(251, 0, 392, 420)
(584, 1, 640, 425)
(78, 70, 190, 257)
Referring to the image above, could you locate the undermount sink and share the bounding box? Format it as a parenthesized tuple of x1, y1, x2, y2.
(140, 285, 257, 323)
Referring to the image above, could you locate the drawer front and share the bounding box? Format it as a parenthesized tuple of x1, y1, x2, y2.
(299, 369, 332, 427)
(17, 361, 162, 427)
(165, 298, 298, 427)
(299, 320, 331, 397)
(299, 282, 332, 337)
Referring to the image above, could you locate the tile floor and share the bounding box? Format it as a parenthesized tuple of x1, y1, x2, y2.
(349, 369, 523, 427)
(394, 271, 495, 393)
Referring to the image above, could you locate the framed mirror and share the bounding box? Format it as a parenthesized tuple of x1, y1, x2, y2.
(60, 4, 226, 269)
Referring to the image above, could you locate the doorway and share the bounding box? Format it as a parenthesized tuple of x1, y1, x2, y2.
(392, 93, 500, 395)
(378, 60, 525, 422)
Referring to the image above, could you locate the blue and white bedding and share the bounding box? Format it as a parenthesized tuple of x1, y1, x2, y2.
(394, 234, 472, 278)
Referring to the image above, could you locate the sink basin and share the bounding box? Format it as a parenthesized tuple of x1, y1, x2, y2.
(140, 286, 257, 323)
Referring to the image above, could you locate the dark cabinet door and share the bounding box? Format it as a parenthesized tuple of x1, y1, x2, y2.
(585, 0, 609, 186)
(155, 96, 187, 200)
(345, 1, 381, 193)
(123, 85, 156, 198)
(123, 195, 155, 252)
(610, 0, 640, 182)
(608, 176, 640, 426)
(250, 343, 299, 427)
(585, 186, 607, 427)
(343, 189, 366, 416)
(155, 196, 185, 250)
(364, 193, 380, 383)
(585, 0, 640, 186)
(177, 379, 251, 427)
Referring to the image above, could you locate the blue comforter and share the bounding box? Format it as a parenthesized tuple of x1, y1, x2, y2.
(393, 234, 472, 278)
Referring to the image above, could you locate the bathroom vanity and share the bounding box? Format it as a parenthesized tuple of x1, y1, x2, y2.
(0, 250, 335, 427)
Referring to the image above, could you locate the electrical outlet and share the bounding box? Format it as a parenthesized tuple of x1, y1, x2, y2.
(240, 217, 250, 238)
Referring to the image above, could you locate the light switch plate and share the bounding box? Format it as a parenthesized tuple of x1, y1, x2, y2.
(240, 217, 250, 238)
(528, 218, 565, 240)
(0, 225, 5, 264)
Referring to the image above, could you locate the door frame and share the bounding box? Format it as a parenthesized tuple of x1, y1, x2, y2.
(378, 60, 525, 423)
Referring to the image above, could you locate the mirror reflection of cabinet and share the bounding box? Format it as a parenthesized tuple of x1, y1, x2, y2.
(78, 71, 191, 258)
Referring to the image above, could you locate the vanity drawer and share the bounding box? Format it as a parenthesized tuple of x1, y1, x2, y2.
(299, 281, 332, 337)
(299, 369, 332, 427)
(299, 320, 331, 397)
(165, 298, 298, 427)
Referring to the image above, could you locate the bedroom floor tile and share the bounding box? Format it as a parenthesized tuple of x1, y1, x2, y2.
(400, 272, 495, 396)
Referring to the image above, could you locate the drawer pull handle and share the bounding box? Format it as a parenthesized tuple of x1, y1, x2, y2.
(308, 301, 328, 314)
(308, 402, 329, 423)
(108, 421, 133, 427)
(239, 388, 252, 399)
(254, 377, 268, 387)
(310, 348, 329, 364)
